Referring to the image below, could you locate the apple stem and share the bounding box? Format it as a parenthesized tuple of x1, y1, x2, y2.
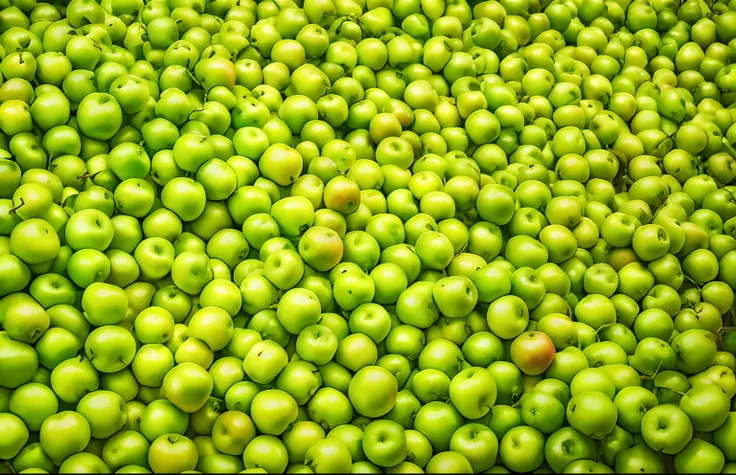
(683, 275, 701, 290)
(721, 138, 736, 160)
(650, 359, 665, 379)
(9, 198, 24, 213)
(186, 68, 203, 89)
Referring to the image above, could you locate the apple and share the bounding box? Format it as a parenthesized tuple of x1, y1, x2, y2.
(674, 439, 725, 474)
(76, 390, 127, 439)
(499, 426, 546, 473)
(138, 399, 188, 443)
(448, 367, 497, 420)
(0, 413, 29, 460)
(187, 306, 235, 352)
(277, 288, 322, 335)
(544, 427, 597, 473)
(40, 411, 91, 466)
(160, 362, 214, 413)
(425, 451, 473, 473)
(250, 389, 298, 436)
(566, 391, 618, 439)
(414, 402, 464, 453)
(362, 420, 407, 468)
(486, 361, 524, 407)
(243, 340, 289, 384)
(640, 404, 694, 455)
(84, 326, 137, 374)
(522, 391, 566, 434)
(571, 368, 616, 399)
(678, 385, 730, 432)
(487, 296, 529, 340)
(349, 365, 399, 418)
(448, 423, 498, 473)
(510, 331, 556, 375)
(615, 443, 666, 473)
(148, 434, 199, 474)
(613, 386, 658, 434)
(242, 435, 289, 473)
(81, 283, 128, 326)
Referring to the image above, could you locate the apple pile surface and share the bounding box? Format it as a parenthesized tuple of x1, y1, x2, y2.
(3, 0, 736, 473)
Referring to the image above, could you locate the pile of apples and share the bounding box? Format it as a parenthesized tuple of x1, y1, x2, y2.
(3, 0, 736, 472)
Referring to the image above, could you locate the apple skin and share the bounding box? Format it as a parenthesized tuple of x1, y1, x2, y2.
(160, 362, 214, 414)
(64, 209, 114, 251)
(349, 365, 399, 418)
(674, 439, 725, 474)
(448, 367, 497, 420)
(304, 438, 353, 473)
(414, 401, 465, 453)
(679, 385, 730, 432)
(543, 426, 597, 473)
(171, 251, 214, 296)
(487, 295, 529, 340)
(277, 288, 322, 335)
(449, 423, 499, 473)
(243, 340, 289, 384)
(499, 426, 546, 473)
(148, 434, 199, 474)
(84, 325, 137, 374)
(432, 276, 479, 318)
(510, 331, 556, 376)
(250, 389, 299, 436)
(81, 282, 129, 326)
(76, 390, 127, 439)
(566, 391, 618, 440)
(299, 225, 344, 271)
(640, 404, 694, 455)
(187, 306, 235, 352)
(39, 411, 92, 466)
(0, 413, 29, 460)
(425, 451, 474, 473)
(362, 419, 407, 468)
(521, 391, 565, 435)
